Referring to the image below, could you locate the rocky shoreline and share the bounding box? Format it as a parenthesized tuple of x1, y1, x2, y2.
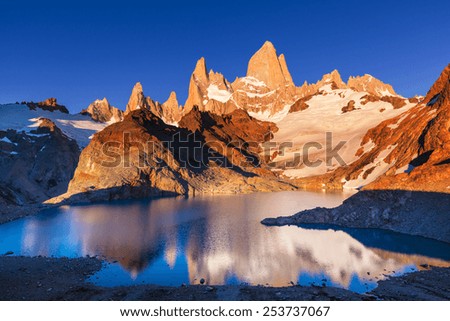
(1, 256, 449, 301)
(0, 204, 46, 225)
(262, 190, 450, 243)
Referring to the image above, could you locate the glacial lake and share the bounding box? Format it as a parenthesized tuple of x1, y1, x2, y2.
(1, 191, 449, 293)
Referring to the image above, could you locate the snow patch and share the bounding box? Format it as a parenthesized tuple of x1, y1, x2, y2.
(273, 89, 411, 179)
(206, 85, 232, 103)
(395, 164, 415, 174)
(240, 76, 267, 88)
(360, 139, 376, 155)
(378, 88, 395, 97)
(0, 104, 108, 148)
(387, 113, 408, 130)
(248, 104, 291, 123)
(342, 145, 397, 189)
(0, 137, 16, 145)
(239, 89, 276, 98)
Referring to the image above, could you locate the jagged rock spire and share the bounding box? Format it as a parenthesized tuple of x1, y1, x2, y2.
(125, 82, 148, 115)
(246, 41, 294, 89)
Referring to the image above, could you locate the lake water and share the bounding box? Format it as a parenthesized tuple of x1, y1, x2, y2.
(1, 191, 449, 293)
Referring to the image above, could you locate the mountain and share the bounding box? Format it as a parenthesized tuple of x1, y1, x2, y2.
(48, 106, 295, 204)
(0, 116, 80, 209)
(2, 41, 444, 214)
(246, 41, 295, 90)
(289, 64, 449, 193)
(160, 91, 182, 125)
(182, 41, 298, 120)
(267, 69, 415, 181)
(0, 102, 111, 218)
(362, 63, 450, 192)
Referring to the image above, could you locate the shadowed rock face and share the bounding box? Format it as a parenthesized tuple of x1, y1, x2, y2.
(50, 107, 295, 204)
(262, 190, 450, 243)
(0, 118, 80, 206)
(60, 109, 193, 202)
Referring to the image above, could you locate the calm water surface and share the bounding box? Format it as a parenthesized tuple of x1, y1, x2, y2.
(1, 191, 449, 293)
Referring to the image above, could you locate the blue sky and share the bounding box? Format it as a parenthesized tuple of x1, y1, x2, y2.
(0, 0, 449, 113)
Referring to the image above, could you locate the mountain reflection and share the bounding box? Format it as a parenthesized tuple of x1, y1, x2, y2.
(17, 192, 450, 290)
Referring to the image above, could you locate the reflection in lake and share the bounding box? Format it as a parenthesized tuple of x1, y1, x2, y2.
(0, 191, 449, 293)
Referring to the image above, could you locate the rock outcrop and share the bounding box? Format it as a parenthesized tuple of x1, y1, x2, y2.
(81, 98, 123, 123)
(123, 82, 184, 125)
(262, 190, 450, 242)
(24, 98, 69, 114)
(55, 109, 192, 203)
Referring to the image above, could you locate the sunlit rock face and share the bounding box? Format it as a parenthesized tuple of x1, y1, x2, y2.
(81, 98, 123, 123)
(246, 41, 294, 90)
(313, 64, 450, 193)
(0, 117, 80, 206)
(182, 41, 298, 119)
